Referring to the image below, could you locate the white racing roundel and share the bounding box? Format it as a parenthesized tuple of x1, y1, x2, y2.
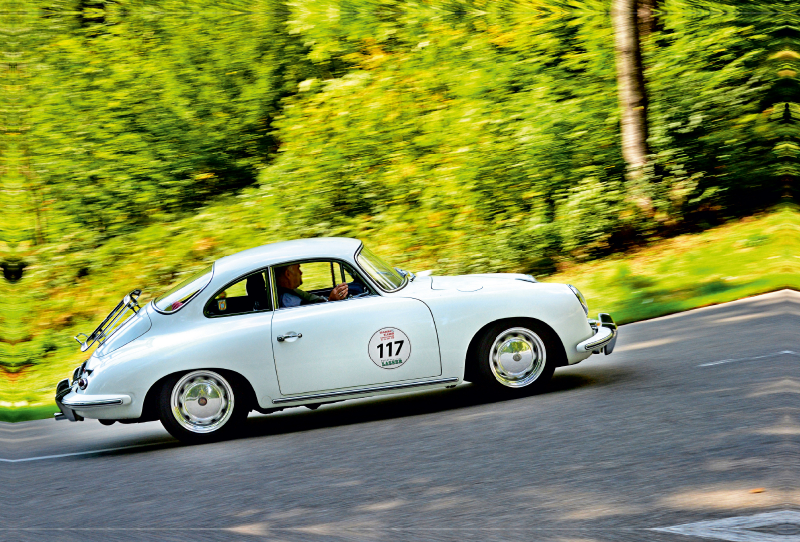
(368, 327, 411, 369)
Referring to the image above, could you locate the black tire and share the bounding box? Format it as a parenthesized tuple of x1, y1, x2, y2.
(158, 370, 249, 444)
(470, 320, 562, 396)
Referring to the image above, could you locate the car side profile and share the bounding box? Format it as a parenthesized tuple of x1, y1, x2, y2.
(56, 238, 617, 444)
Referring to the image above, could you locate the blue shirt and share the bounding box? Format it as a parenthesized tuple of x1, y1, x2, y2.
(277, 287, 326, 308)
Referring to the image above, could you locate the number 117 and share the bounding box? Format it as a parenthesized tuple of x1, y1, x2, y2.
(377, 340, 404, 358)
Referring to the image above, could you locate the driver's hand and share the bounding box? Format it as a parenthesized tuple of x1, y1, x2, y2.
(329, 283, 348, 301)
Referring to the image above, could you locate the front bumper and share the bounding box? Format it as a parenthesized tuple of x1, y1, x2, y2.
(576, 313, 618, 355)
(54, 378, 132, 421)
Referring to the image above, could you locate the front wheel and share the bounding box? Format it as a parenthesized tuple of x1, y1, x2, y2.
(471, 321, 561, 395)
(159, 370, 248, 444)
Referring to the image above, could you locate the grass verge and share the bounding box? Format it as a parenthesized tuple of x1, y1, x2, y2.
(549, 204, 798, 323)
(0, 404, 58, 423)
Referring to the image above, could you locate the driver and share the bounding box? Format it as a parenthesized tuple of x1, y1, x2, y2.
(275, 264, 348, 308)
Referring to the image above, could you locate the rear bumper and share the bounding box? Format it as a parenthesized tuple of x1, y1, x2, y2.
(576, 313, 618, 355)
(54, 378, 132, 421)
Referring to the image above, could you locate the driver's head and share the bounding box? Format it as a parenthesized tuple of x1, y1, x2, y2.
(275, 264, 302, 289)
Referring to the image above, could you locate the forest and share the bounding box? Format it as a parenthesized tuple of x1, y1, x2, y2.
(0, 0, 797, 412)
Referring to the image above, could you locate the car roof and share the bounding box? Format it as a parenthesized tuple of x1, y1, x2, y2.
(213, 237, 363, 280)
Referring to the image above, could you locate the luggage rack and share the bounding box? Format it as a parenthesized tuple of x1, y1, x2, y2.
(74, 289, 142, 352)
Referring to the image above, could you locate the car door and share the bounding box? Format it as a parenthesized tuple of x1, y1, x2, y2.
(271, 293, 442, 396)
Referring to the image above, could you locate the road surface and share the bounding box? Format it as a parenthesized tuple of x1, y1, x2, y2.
(1, 290, 798, 541)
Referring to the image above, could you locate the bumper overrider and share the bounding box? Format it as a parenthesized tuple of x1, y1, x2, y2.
(54, 378, 132, 422)
(576, 313, 618, 355)
(54, 378, 80, 421)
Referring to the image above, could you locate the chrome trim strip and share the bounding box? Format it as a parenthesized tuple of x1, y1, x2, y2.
(63, 399, 124, 408)
(272, 377, 459, 404)
(62, 393, 131, 409)
(267, 265, 276, 311)
(269, 265, 279, 309)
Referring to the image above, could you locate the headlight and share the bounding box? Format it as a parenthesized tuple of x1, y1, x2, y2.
(568, 284, 589, 316)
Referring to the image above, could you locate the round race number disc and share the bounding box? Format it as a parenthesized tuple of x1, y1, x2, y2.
(368, 327, 411, 369)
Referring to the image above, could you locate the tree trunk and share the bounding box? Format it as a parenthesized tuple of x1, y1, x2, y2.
(636, 0, 662, 37)
(612, 0, 650, 177)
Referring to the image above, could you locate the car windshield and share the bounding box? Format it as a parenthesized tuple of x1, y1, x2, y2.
(154, 265, 213, 313)
(357, 246, 406, 291)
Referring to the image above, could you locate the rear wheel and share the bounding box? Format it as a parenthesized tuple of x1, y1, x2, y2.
(471, 321, 560, 395)
(158, 370, 248, 444)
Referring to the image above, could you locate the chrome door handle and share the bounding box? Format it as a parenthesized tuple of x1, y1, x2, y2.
(277, 332, 302, 342)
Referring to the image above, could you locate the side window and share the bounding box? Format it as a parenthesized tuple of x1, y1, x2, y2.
(274, 260, 375, 309)
(204, 270, 272, 317)
(295, 261, 337, 295)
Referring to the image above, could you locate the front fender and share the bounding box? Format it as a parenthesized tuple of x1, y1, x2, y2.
(406, 282, 594, 379)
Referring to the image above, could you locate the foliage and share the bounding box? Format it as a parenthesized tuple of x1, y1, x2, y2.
(24, 0, 319, 236)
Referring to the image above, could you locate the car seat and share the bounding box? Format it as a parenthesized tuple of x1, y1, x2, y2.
(246, 272, 270, 311)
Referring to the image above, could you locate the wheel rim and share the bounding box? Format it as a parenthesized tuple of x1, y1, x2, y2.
(488, 327, 547, 388)
(170, 370, 234, 434)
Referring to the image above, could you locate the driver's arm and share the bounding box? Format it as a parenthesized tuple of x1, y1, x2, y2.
(328, 283, 348, 301)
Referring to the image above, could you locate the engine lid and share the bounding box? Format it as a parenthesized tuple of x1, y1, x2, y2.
(94, 310, 152, 357)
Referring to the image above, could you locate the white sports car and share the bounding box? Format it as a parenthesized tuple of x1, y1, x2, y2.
(56, 238, 617, 443)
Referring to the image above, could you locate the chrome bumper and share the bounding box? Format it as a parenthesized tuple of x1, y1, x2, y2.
(576, 313, 618, 355)
(54, 379, 132, 421)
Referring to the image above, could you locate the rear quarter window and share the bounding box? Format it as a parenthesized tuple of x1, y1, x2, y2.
(204, 270, 272, 317)
(154, 266, 213, 313)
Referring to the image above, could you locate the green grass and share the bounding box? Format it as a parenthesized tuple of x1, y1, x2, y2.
(548, 204, 799, 323)
(0, 404, 57, 423)
(2, 204, 797, 422)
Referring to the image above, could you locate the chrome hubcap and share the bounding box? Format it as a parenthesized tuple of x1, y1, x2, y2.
(171, 370, 234, 433)
(489, 327, 546, 388)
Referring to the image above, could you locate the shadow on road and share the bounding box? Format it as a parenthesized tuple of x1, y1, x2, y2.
(240, 365, 638, 441)
(64, 364, 640, 459)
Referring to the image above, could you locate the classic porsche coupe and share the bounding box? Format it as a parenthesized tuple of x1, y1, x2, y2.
(56, 238, 617, 443)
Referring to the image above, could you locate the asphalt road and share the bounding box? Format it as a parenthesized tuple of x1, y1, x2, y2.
(1, 290, 798, 542)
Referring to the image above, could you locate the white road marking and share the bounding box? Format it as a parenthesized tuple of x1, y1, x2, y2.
(0, 526, 652, 532)
(699, 350, 799, 367)
(2, 520, 797, 537)
(0, 442, 173, 463)
(652, 510, 800, 541)
(4, 511, 800, 537)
